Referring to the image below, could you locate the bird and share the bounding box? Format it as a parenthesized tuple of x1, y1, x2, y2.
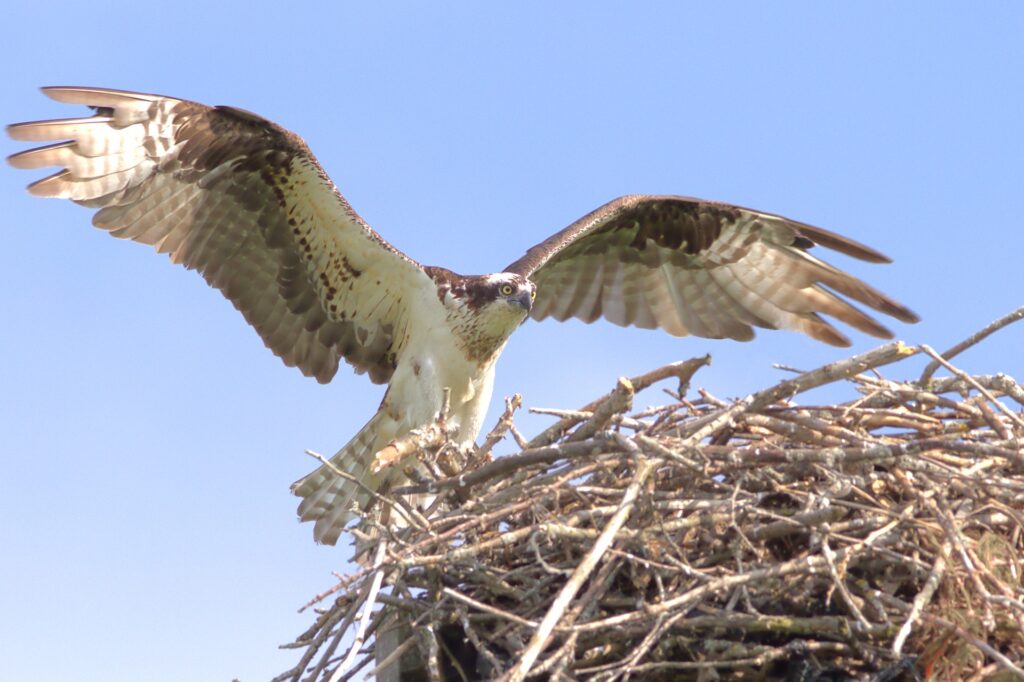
(8, 86, 919, 545)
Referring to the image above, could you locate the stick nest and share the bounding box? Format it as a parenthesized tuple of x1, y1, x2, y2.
(279, 312, 1024, 682)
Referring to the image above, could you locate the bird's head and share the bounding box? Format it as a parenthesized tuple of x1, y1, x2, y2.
(431, 270, 536, 360)
(481, 272, 536, 315)
(448, 272, 534, 318)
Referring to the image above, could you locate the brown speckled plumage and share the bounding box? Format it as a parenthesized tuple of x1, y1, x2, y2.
(8, 87, 425, 385)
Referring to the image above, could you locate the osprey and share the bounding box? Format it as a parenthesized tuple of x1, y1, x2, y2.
(9, 87, 918, 545)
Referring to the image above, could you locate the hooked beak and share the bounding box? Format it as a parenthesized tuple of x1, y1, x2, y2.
(513, 290, 533, 313)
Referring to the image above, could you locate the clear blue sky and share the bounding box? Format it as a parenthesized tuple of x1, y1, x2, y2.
(2, 3, 1021, 681)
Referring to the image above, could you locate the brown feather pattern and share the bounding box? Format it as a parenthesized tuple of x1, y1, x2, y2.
(505, 195, 918, 346)
(9, 88, 921, 550)
(8, 87, 434, 383)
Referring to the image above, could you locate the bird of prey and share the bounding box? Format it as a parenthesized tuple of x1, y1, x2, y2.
(8, 87, 918, 545)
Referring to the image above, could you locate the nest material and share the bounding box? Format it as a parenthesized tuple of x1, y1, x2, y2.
(278, 310, 1024, 682)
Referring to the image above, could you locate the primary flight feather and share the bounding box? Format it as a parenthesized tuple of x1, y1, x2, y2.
(8, 87, 918, 545)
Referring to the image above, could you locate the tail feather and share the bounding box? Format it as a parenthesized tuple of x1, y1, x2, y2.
(292, 410, 399, 545)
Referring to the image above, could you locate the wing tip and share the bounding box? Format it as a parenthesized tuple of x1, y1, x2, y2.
(6, 121, 38, 142)
(868, 298, 920, 325)
(796, 222, 895, 264)
(25, 170, 70, 198)
(6, 148, 28, 167)
(844, 242, 893, 264)
(6, 140, 71, 169)
(40, 86, 100, 103)
(804, 318, 854, 347)
(40, 85, 162, 104)
(41, 85, 74, 97)
(891, 306, 921, 325)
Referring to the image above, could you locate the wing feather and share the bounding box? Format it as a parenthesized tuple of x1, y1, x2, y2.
(574, 257, 605, 323)
(506, 195, 918, 346)
(645, 270, 687, 336)
(699, 270, 761, 338)
(627, 265, 658, 329)
(739, 247, 893, 338)
(689, 267, 751, 339)
(8, 86, 435, 383)
(669, 269, 716, 338)
(621, 262, 660, 329)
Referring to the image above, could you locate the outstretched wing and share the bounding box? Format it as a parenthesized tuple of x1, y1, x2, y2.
(8, 87, 436, 383)
(504, 195, 918, 346)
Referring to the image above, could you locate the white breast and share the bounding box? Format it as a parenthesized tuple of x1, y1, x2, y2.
(386, 322, 504, 445)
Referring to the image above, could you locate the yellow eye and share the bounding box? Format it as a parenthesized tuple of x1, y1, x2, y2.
(531, 289, 537, 301)
(500, 284, 515, 296)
